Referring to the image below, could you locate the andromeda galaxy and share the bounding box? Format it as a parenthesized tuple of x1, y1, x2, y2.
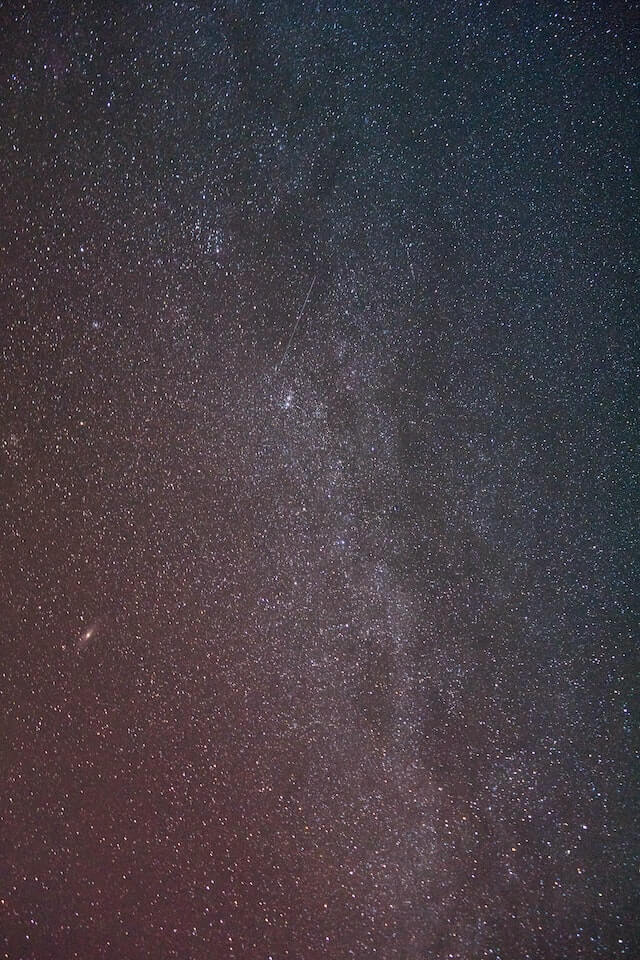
(76, 620, 101, 652)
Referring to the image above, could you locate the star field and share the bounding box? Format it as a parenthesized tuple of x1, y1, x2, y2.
(0, 2, 637, 958)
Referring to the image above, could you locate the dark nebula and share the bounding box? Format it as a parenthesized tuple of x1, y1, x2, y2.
(0, 2, 637, 958)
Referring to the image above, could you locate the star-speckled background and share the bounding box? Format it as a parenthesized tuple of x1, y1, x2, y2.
(0, 2, 637, 958)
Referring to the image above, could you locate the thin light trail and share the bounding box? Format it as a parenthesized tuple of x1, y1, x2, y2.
(275, 274, 316, 373)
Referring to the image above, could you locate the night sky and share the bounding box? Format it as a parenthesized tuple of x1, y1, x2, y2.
(0, 2, 637, 958)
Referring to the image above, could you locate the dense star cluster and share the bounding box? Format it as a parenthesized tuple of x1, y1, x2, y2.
(0, 2, 637, 958)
